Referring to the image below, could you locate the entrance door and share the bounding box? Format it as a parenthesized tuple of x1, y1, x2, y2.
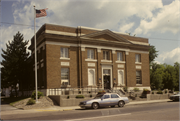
(103, 69, 110, 89)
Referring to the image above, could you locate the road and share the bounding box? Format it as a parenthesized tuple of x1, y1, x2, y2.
(1, 101, 179, 120)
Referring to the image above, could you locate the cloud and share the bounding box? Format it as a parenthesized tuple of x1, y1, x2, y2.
(158, 47, 180, 65)
(1, 25, 33, 55)
(153, 60, 161, 64)
(134, 0, 179, 35)
(1, 0, 178, 67)
(10, 0, 164, 30)
(119, 22, 135, 33)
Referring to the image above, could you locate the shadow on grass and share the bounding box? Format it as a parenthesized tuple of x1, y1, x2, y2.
(1, 96, 30, 105)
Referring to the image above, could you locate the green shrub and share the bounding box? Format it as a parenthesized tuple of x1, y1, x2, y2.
(27, 98, 35, 105)
(143, 88, 150, 91)
(76, 95, 85, 98)
(31, 91, 44, 99)
(98, 90, 106, 94)
(143, 88, 150, 94)
(98, 90, 105, 93)
(123, 86, 128, 92)
(133, 87, 139, 92)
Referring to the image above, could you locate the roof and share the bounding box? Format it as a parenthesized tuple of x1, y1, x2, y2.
(29, 23, 150, 50)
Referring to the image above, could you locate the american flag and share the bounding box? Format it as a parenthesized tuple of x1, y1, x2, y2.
(36, 8, 48, 18)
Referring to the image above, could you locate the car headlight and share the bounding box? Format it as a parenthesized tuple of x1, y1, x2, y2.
(80, 102, 86, 105)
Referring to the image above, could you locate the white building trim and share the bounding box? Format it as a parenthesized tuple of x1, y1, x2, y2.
(60, 57, 70, 60)
(128, 86, 151, 91)
(117, 69, 124, 86)
(101, 60, 112, 63)
(115, 61, 126, 63)
(45, 30, 77, 37)
(88, 68, 96, 86)
(101, 65, 113, 89)
(45, 41, 149, 54)
(85, 59, 97, 62)
(135, 62, 142, 64)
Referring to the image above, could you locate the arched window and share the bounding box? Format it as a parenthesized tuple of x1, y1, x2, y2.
(118, 70, 124, 85)
(88, 69, 95, 85)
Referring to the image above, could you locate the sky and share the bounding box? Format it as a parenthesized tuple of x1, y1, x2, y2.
(0, 0, 180, 67)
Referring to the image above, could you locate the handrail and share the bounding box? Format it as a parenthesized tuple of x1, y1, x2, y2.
(48, 87, 126, 96)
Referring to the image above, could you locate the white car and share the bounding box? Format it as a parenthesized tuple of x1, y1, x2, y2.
(169, 92, 180, 101)
(79, 93, 129, 109)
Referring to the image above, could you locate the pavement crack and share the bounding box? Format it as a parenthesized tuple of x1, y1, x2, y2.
(101, 109, 122, 116)
(101, 110, 109, 116)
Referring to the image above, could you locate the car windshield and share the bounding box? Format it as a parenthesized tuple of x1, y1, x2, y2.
(94, 94, 103, 99)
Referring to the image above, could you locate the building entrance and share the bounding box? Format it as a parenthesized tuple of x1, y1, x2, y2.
(103, 69, 110, 89)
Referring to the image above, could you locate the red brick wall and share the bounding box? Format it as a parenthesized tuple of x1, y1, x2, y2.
(126, 52, 150, 87)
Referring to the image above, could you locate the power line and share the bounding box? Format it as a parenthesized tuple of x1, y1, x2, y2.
(145, 37, 179, 41)
(0, 22, 40, 27)
(1, 22, 179, 41)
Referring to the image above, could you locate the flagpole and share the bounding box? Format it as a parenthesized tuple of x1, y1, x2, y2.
(34, 6, 38, 103)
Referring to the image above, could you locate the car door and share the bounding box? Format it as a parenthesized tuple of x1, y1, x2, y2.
(110, 94, 120, 105)
(99, 94, 111, 107)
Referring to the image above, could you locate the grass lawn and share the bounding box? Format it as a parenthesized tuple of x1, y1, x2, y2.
(1, 97, 30, 106)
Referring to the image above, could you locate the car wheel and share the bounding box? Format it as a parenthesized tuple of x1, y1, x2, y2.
(118, 101, 124, 107)
(92, 103, 99, 109)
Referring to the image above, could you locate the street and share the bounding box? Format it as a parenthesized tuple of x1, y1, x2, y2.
(1, 101, 179, 120)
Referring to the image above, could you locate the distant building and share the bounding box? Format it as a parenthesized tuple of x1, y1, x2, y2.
(28, 24, 151, 95)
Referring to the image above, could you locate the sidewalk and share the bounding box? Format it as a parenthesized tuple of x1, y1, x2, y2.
(1, 99, 171, 115)
(34, 99, 170, 111)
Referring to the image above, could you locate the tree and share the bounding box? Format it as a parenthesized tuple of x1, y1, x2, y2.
(149, 45, 158, 64)
(150, 63, 164, 90)
(1, 32, 29, 97)
(174, 62, 179, 91)
(163, 64, 176, 90)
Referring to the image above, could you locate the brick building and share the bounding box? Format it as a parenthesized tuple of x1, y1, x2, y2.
(28, 23, 151, 95)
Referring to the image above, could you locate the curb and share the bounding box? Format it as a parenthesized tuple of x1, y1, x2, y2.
(126, 100, 170, 106)
(63, 109, 73, 111)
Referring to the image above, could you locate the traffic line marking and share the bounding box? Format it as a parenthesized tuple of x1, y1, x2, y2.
(66, 113, 131, 121)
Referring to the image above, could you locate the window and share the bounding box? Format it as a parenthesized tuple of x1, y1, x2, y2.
(36, 51, 39, 62)
(87, 49, 94, 59)
(61, 48, 68, 58)
(104, 95, 110, 99)
(136, 71, 142, 84)
(103, 69, 110, 75)
(111, 94, 119, 98)
(118, 70, 124, 85)
(103, 51, 110, 60)
(61, 68, 69, 85)
(40, 47, 43, 60)
(88, 69, 95, 85)
(135, 54, 141, 62)
(117, 52, 123, 61)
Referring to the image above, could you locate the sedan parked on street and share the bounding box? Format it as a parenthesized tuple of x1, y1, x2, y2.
(169, 92, 180, 101)
(79, 93, 129, 109)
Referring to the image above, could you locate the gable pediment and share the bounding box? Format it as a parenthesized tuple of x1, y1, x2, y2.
(81, 29, 132, 44)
